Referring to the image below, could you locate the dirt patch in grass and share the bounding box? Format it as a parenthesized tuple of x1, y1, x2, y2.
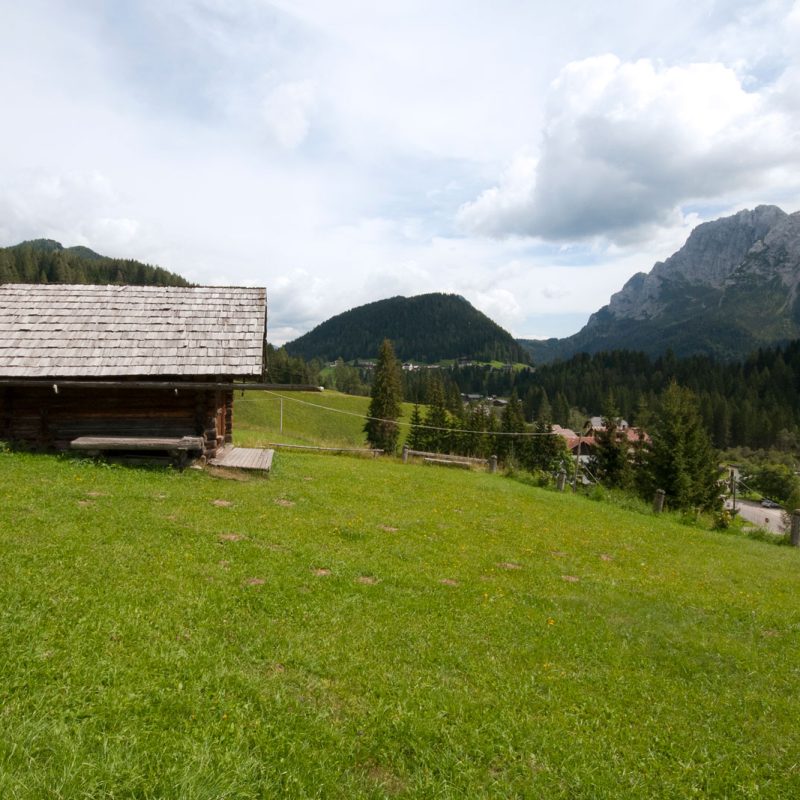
(364, 763, 406, 796)
(275, 498, 295, 507)
(378, 525, 398, 533)
(218, 560, 230, 570)
(206, 467, 251, 482)
(440, 578, 459, 587)
(357, 575, 379, 585)
(218, 533, 246, 543)
(85, 491, 106, 498)
(312, 567, 331, 577)
(550, 551, 567, 558)
(561, 575, 580, 583)
(497, 562, 522, 570)
(77, 500, 94, 508)
(244, 577, 265, 586)
(599, 553, 614, 562)
(212, 499, 233, 508)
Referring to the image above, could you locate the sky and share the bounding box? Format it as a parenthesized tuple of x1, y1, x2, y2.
(1, 0, 799, 345)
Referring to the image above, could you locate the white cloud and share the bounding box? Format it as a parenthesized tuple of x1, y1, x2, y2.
(459, 55, 800, 242)
(261, 79, 316, 149)
(473, 288, 522, 327)
(1, 0, 799, 347)
(541, 285, 570, 300)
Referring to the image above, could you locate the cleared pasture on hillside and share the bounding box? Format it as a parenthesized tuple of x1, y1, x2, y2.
(1, 449, 799, 798)
(234, 390, 417, 450)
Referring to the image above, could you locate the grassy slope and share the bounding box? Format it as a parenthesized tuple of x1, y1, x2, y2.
(234, 390, 417, 449)
(1, 449, 800, 798)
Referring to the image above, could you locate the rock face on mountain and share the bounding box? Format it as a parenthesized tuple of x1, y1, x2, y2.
(520, 206, 800, 363)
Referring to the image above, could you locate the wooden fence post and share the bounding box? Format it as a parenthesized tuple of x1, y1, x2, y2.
(556, 470, 566, 492)
(402, 445, 408, 464)
(653, 489, 666, 514)
(791, 510, 800, 547)
(490, 455, 498, 474)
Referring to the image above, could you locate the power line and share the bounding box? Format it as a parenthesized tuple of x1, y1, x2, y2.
(257, 390, 562, 437)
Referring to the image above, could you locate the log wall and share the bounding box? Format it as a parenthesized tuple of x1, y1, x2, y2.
(0, 382, 235, 459)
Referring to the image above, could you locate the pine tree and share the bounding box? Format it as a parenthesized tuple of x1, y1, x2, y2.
(407, 404, 424, 451)
(498, 390, 525, 466)
(527, 402, 566, 473)
(462, 403, 489, 458)
(644, 382, 720, 510)
(590, 394, 632, 488)
(553, 391, 571, 427)
(364, 339, 402, 453)
(422, 372, 449, 452)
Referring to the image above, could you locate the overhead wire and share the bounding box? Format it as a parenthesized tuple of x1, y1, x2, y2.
(260, 390, 563, 437)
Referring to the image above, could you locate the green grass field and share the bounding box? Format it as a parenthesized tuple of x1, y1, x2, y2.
(234, 390, 417, 450)
(2, 445, 800, 798)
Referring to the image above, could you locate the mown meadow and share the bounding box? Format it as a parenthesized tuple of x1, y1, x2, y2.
(234, 390, 416, 450)
(1, 398, 800, 798)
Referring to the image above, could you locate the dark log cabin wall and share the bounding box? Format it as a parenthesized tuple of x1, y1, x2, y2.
(0, 380, 234, 459)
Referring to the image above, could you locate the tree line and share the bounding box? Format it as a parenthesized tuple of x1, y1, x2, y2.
(448, 345, 800, 452)
(268, 338, 800, 455)
(365, 341, 724, 513)
(0, 241, 191, 286)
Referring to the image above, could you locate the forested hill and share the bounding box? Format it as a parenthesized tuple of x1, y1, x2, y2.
(0, 239, 191, 286)
(286, 293, 530, 363)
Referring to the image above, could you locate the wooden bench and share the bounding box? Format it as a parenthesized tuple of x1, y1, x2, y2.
(70, 436, 205, 466)
(422, 457, 472, 469)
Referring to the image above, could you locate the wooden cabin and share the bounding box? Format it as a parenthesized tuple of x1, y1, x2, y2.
(0, 284, 266, 461)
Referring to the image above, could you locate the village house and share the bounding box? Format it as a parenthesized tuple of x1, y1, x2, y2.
(0, 284, 266, 463)
(554, 420, 649, 460)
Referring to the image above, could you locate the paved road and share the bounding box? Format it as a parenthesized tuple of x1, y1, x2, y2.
(726, 498, 786, 534)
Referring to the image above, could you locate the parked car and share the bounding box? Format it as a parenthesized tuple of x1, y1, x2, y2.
(760, 498, 781, 509)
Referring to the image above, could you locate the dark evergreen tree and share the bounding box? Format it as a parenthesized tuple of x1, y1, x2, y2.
(552, 391, 571, 427)
(364, 340, 402, 453)
(461, 404, 488, 457)
(644, 382, 721, 510)
(526, 405, 567, 473)
(497, 390, 526, 466)
(422, 372, 449, 453)
(590, 395, 632, 488)
(407, 404, 424, 451)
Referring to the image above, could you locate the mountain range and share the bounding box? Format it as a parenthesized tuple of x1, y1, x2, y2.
(520, 205, 800, 362)
(5, 206, 799, 365)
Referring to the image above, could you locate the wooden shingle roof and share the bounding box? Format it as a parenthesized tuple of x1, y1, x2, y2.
(0, 284, 266, 377)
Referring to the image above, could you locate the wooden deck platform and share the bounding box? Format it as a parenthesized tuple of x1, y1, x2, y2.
(209, 446, 274, 472)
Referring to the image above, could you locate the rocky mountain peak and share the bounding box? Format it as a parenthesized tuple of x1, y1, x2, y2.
(606, 205, 788, 320)
(522, 205, 800, 363)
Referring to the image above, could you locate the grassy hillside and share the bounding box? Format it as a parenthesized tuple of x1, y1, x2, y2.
(2, 447, 800, 797)
(234, 389, 418, 450)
